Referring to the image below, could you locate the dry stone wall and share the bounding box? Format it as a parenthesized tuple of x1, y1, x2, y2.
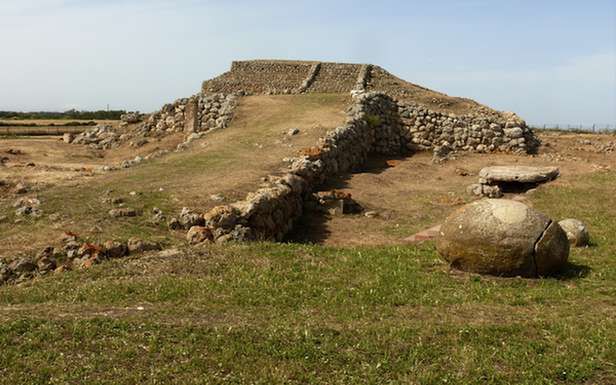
(199, 60, 539, 155)
(203, 61, 314, 95)
(70, 93, 237, 153)
(352, 64, 372, 94)
(142, 93, 237, 135)
(197, 92, 406, 243)
(399, 102, 539, 154)
(194, 90, 539, 244)
(306, 63, 361, 93)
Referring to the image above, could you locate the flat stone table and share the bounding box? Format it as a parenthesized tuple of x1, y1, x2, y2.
(478, 166, 560, 185)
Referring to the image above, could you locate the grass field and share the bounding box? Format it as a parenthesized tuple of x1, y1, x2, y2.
(0, 169, 614, 384)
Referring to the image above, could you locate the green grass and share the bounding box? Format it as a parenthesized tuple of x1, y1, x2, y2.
(1, 173, 615, 384)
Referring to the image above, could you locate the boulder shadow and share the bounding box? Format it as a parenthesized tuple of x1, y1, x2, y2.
(552, 262, 591, 280)
(286, 153, 413, 244)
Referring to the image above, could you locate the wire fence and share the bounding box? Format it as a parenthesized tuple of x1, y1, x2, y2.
(530, 123, 616, 133)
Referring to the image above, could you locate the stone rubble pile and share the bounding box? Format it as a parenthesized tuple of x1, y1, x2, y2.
(120, 111, 144, 124)
(141, 93, 237, 134)
(68, 93, 238, 168)
(70, 125, 120, 150)
(0, 233, 160, 285)
(13, 197, 42, 218)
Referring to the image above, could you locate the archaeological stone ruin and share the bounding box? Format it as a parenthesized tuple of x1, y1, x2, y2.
(2, 59, 560, 284)
(63, 59, 547, 244)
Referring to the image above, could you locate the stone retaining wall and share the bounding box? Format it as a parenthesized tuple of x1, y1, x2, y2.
(194, 91, 539, 243)
(399, 102, 538, 154)
(306, 63, 361, 93)
(203, 61, 314, 95)
(197, 93, 405, 243)
(143, 93, 237, 135)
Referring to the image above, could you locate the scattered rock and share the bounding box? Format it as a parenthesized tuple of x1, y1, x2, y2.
(14, 197, 42, 218)
(127, 238, 160, 253)
(179, 207, 205, 229)
(467, 183, 503, 199)
(8, 257, 37, 274)
(150, 207, 166, 225)
(315, 190, 363, 215)
(158, 248, 181, 258)
(167, 217, 182, 230)
(120, 111, 143, 124)
(108, 208, 137, 218)
(186, 226, 214, 244)
(37, 253, 57, 273)
(287, 128, 300, 136)
(102, 240, 129, 259)
(130, 138, 149, 148)
(558, 219, 590, 247)
(14, 183, 29, 194)
(432, 143, 453, 163)
(60, 232, 79, 243)
(455, 168, 472, 177)
(62, 133, 74, 144)
(436, 199, 569, 277)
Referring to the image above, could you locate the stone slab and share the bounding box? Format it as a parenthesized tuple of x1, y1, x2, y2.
(478, 166, 559, 184)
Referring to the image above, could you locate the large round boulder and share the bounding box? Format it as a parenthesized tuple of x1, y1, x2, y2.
(436, 199, 569, 277)
(558, 218, 589, 247)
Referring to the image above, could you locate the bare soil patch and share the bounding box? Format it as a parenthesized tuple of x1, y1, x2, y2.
(289, 132, 616, 246)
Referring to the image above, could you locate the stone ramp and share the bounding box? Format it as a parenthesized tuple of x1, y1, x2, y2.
(306, 63, 361, 93)
(202, 60, 315, 95)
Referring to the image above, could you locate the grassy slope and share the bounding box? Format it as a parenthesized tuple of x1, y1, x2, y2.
(0, 94, 348, 256)
(0, 170, 614, 384)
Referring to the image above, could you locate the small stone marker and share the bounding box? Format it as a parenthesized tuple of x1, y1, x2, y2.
(558, 218, 590, 247)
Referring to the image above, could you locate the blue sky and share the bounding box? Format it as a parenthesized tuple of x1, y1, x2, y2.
(1, 0, 614, 125)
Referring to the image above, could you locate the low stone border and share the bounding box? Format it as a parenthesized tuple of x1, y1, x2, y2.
(0, 234, 161, 286)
